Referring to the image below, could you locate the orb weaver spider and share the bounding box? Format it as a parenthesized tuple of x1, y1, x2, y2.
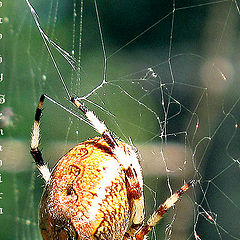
(30, 94, 193, 240)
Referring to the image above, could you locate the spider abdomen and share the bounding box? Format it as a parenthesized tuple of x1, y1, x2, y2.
(39, 137, 131, 240)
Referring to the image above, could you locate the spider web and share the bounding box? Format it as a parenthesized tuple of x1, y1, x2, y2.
(1, 0, 240, 239)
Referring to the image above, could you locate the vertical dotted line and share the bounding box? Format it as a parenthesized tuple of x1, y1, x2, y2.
(0, 0, 4, 216)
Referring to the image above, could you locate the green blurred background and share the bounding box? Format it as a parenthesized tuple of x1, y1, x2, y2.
(1, 0, 240, 239)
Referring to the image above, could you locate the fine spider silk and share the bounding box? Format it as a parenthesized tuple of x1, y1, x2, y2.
(26, 0, 193, 239)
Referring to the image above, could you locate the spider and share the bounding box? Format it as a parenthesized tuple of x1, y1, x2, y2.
(30, 94, 193, 240)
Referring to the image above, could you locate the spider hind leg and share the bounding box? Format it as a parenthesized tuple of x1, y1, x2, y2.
(134, 180, 194, 240)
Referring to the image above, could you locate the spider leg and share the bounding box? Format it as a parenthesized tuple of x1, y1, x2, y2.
(30, 95, 51, 182)
(71, 97, 118, 150)
(124, 165, 145, 237)
(134, 180, 194, 240)
(71, 97, 145, 234)
(71, 98, 141, 170)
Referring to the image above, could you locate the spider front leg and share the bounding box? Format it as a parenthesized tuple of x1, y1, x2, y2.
(71, 97, 118, 150)
(72, 97, 146, 237)
(30, 95, 51, 182)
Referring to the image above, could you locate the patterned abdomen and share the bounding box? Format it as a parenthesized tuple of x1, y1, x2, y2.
(39, 137, 131, 240)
